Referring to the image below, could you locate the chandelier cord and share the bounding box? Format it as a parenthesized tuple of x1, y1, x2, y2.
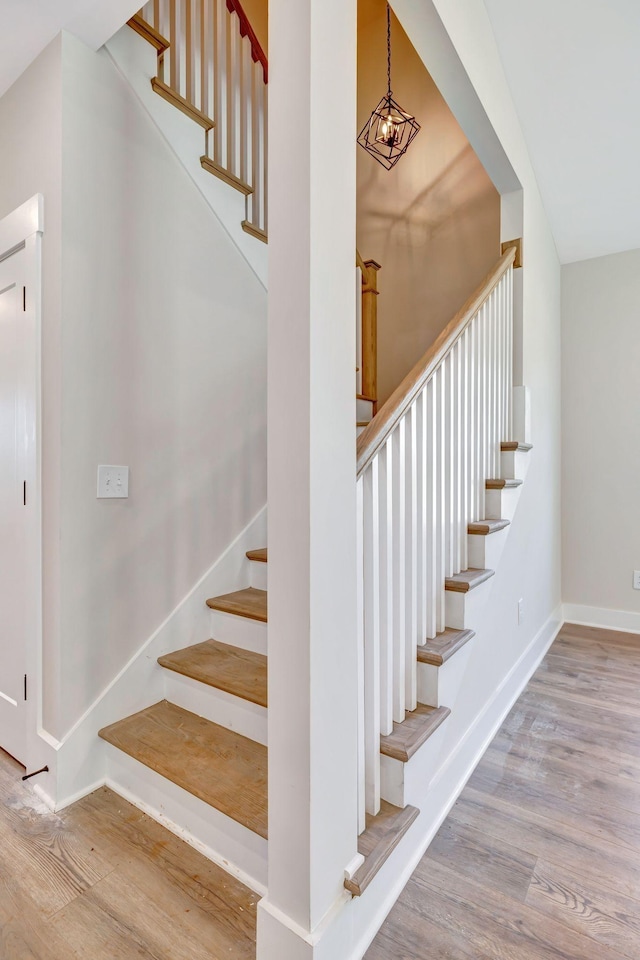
(387, 2, 392, 99)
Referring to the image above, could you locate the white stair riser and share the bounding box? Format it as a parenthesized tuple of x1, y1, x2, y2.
(357, 425, 366, 438)
(163, 670, 267, 746)
(468, 528, 508, 570)
(356, 398, 374, 423)
(209, 609, 267, 654)
(104, 743, 268, 893)
(501, 449, 531, 481)
(445, 580, 491, 630)
(379, 719, 449, 808)
(417, 638, 475, 709)
(248, 559, 268, 591)
(485, 486, 521, 522)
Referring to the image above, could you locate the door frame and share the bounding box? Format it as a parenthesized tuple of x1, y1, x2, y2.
(0, 195, 44, 771)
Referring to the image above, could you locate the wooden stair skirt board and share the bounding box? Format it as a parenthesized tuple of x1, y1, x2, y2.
(345, 801, 420, 897)
(241, 221, 268, 244)
(150, 78, 215, 130)
(207, 587, 267, 622)
(417, 628, 475, 667)
(485, 478, 523, 489)
(200, 156, 253, 196)
(127, 14, 170, 52)
(444, 568, 494, 593)
(98, 701, 268, 839)
(380, 704, 451, 763)
(501, 441, 533, 452)
(158, 640, 267, 708)
(246, 548, 267, 563)
(468, 519, 510, 536)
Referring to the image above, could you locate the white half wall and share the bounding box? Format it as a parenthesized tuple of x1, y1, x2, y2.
(562, 248, 640, 625)
(51, 31, 267, 741)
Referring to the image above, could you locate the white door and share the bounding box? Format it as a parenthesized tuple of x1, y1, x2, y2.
(0, 245, 28, 765)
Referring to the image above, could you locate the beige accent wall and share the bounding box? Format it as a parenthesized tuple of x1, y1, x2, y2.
(357, 0, 500, 406)
(240, 0, 268, 54)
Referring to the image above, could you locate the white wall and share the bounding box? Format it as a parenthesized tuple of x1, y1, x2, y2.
(562, 249, 640, 630)
(0, 37, 64, 733)
(51, 32, 267, 739)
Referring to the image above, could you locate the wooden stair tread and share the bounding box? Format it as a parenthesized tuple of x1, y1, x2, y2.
(501, 441, 533, 452)
(468, 518, 510, 536)
(417, 628, 475, 667)
(444, 568, 494, 593)
(242, 221, 268, 244)
(207, 587, 267, 622)
(246, 548, 267, 563)
(98, 701, 268, 839)
(380, 704, 451, 762)
(485, 477, 523, 489)
(158, 640, 267, 707)
(345, 801, 420, 897)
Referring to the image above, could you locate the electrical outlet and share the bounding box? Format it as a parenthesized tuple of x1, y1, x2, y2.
(634, 571, 640, 591)
(97, 465, 129, 499)
(517, 598, 524, 625)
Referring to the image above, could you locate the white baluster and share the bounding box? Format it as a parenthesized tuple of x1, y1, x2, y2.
(425, 378, 437, 640)
(378, 438, 394, 735)
(391, 420, 406, 722)
(416, 388, 428, 647)
(363, 461, 381, 816)
(435, 366, 446, 633)
(356, 476, 366, 833)
(405, 406, 417, 711)
(460, 329, 469, 571)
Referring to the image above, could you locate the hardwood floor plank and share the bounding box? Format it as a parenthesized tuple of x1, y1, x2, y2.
(368, 623, 640, 959)
(404, 858, 631, 960)
(526, 858, 640, 960)
(423, 819, 537, 902)
(0, 752, 257, 960)
(451, 787, 640, 903)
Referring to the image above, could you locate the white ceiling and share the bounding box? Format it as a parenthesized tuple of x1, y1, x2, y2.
(0, 0, 141, 100)
(483, 0, 640, 263)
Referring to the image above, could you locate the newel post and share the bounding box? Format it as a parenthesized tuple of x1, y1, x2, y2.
(360, 259, 381, 410)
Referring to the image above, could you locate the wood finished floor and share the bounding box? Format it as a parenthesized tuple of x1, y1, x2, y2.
(0, 755, 257, 959)
(367, 622, 640, 960)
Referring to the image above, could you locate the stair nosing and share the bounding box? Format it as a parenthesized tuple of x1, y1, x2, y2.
(486, 478, 523, 489)
(380, 704, 451, 762)
(417, 628, 475, 666)
(501, 441, 533, 452)
(444, 568, 494, 593)
(468, 518, 510, 536)
(345, 802, 420, 897)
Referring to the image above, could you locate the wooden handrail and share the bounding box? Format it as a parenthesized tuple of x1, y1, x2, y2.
(356, 244, 518, 478)
(226, 0, 268, 82)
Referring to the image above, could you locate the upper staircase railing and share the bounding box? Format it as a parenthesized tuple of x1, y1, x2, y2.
(355, 244, 517, 827)
(135, 0, 268, 241)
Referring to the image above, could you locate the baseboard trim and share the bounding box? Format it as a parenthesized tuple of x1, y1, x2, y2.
(562, 603, 640, 637)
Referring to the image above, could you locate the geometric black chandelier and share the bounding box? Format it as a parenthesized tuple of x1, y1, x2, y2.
(357, 2, 421, 170)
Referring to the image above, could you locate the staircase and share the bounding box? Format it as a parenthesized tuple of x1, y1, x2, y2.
(90, 0, 534, 942)
(96, 241, 530, 907)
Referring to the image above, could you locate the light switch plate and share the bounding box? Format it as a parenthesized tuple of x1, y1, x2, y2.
(97, 465, 129, 499)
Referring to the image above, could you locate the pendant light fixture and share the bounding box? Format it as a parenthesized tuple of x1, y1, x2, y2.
(357, 3, 420, 170)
